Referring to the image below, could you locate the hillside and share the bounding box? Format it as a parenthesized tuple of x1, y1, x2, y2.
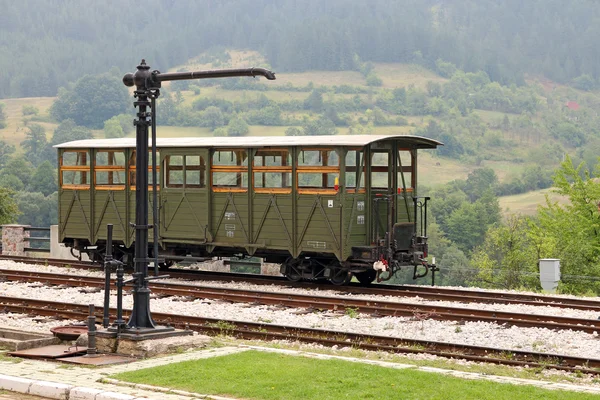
(2, 1, 600, 99)
(1, 51, 589, 217)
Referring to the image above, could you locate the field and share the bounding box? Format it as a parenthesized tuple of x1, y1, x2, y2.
(499, 188, 569, 216)
(0, 97, 55, 147)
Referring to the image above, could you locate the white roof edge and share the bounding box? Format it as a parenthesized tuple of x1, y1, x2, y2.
(54, 135, 442, 149)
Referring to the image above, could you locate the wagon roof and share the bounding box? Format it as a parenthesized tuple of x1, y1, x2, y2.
(54, 134, 442, 149)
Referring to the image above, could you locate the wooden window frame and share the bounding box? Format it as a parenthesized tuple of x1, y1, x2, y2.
(163, 154, 205, 190)
(345, 148, 366, 194)
(397, 148, 415, 193)
(253, 148, 292, 194)
(297, 148, 340, 195)
(60, 150, 90, 190)
(95, 150, 126, 191)
(130, 151, 161, 191)
(211, 149, 248, 193)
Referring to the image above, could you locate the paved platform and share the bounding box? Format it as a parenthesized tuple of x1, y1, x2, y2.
(0, 346, 246, 400)
(1, 344, 600, 399)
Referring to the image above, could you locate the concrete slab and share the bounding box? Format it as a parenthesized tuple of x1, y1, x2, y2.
(0, 326, 59, 351)
(58, 354, 136, 366)
(96, 392, 136, 400)
(29, 381, 72, 399)
(69, 387, 105, 400)
(9, 345, 87, 359)
(0, 375, 32, 394)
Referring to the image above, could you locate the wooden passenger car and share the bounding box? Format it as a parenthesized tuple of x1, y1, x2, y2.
(55, 135, 441, 285)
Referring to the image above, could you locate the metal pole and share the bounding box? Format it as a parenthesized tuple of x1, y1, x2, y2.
(103, 224, 113, 328)
(115, 260, 125, 331)
(87, 304, 97, 355)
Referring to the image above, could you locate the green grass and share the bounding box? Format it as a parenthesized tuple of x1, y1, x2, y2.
(0, 97, 56, 147)
(374, 63, 447, 89)
(110, 350, 598, 400)
(499, 188, 569, 216)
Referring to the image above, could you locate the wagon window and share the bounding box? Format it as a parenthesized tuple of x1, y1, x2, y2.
(253, 149, 292, 193)
(298, 150, 339, 167)
(371, 151, 389, 189)
(297, 149, 339, 194)
(213, 150, 248, 166)
(345, 150, 365, 192)
(397, 149, 414, 193)
(130, 151, 161, 189)
(95, 150, 126, 190)
(212, 149, 248, 192)
(185, 155, 206, 188)
(60, 150, 89, 189)
(164, 154, 204, 189)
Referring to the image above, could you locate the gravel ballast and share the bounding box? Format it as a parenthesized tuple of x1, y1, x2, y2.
(0, 260, 599, 362)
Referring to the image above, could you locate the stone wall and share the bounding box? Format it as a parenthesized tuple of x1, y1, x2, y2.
(1, 225, 30, 256)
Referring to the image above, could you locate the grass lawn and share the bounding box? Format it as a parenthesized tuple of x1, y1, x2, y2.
(110, 350, 597, 400)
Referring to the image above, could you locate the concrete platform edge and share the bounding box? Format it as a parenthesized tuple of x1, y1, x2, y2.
(0, 373, 204, 400)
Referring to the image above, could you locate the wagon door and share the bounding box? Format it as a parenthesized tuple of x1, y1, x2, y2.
(59, 150, 92, 244)
(93, 149, 128, 246)
(370, 149, 393, 244)
(296, 148, 342, 259)
(160, 149, 210, 245)
(251, 148, 294, 255)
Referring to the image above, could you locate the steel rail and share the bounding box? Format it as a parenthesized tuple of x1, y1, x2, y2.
(2, 269, 600, 334)
(2, 254, 600, 311)
(0, 295, 599, 375)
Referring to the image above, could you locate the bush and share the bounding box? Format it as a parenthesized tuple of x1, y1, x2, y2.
(22, 105, 39, 116)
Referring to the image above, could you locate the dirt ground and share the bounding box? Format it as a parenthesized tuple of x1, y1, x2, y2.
(0, 393, 45, 399)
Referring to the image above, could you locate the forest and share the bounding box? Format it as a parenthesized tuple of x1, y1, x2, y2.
(2, 0, 600, 98)
(2, 1, 600, 295)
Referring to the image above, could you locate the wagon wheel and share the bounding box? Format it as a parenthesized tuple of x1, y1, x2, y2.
(355, 269, 377, 285)
(283, 258, 302, 282)
(329, 266, 353, 286)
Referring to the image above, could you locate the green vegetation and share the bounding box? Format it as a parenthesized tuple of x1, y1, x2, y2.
(3, 2, 600, 98)
(111, 350, 598, 400)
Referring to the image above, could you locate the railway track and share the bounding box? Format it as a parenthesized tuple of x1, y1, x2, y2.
(1, 295, 599, 375)
(2, 269, 600, 334)
(2, 253, 600, 311)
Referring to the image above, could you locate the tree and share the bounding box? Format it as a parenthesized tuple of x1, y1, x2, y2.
(464, 168, 498, 201)
(22, 105, 39, 116)
(29, 161, 57, 196)
(302, 116, 337, 136)
(445, 189, 500, 253)
(200, 106, 225, 130)
(285, 127, 302, 136)
(16, 192, 56, 227)
(303, 89, 324, 113)
(0, 140, 16, 169)
(226, 115, 249, 137)
(49, 119, 93, 146)
(529, 157, 600, 294)
(471, 215, 539, 290)
(0, 187, 20, 224)
(42, 119, 93, 164)
(104, 117, 125, 138)
(50, 72, 129, 128)
(0, 103, 6, 129)
(0, 156, 34, 188)
(21, 124, 47, 166)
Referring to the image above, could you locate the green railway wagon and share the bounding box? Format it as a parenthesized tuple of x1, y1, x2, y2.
(55, 134, 441, 285)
